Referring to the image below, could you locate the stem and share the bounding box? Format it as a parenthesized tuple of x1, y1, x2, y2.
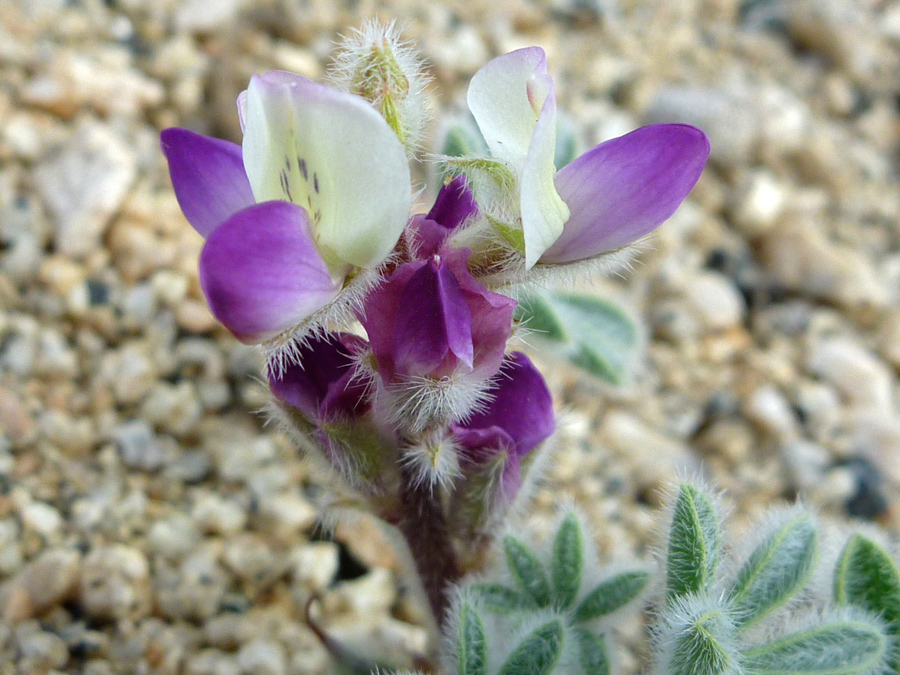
(397, 467, 462, 625)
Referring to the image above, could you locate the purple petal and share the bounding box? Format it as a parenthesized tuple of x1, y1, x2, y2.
(444, 249, 517, 378)
(540, 124, 710, 264)
(199, 201, 341, 343)
(269, 332, 369, 421)
(426, 175, 478, 231)
(455, 352, 554, 457)
(160, 128, 256, 238)
(393, 255, 475, 378)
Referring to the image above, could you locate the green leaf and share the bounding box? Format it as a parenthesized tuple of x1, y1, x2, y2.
(504, 536, 553, 608)
(576, 628, 610, 675)
(471, 583, 536, 614)
(552, 513, 584, 610)
(668, 607, 740, 675)
(457, 600, 488, 675)
(666, 484, 722, 603)
(498, 620, 565, 675)
(728, 512, 818, 629)
(574, 570, 651, 623)
(515, 291, 640, 386)
(834, 533, 900, 670)
(741, 619, 888, 675)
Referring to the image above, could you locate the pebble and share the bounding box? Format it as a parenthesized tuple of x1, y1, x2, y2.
(682, 270, 747, 332)
(112, 419, 170, 471)
(237, 639, 286, 675)
(288, 542, 339, 592)
(34, 121, 137, 258)
(2, 549, 81, 618)
(147, 513, 202, 560)
(155, 550, 229, 621)
(79, 544, 151, 620)
(192, 492, 248, 535)
(806, 337, 894, 413)
(744, 385, 798, 438)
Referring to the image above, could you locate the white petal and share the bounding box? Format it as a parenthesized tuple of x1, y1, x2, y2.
(520, 74, 569, 268)
(241, 71, 411, 269)
(467, 47, 549, 168)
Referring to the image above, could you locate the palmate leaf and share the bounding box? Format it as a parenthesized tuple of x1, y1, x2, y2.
(727, 512, 818, 629)
(576, 628, 610, 675)
(497, 619, 565, 675)
(834, 533, 900, 670)
(471, 583, 536, 614)
(552, 512, 585, 610)
(516, 291, 640, 386)
(457, 599, 488, 675)
(666, 484, 722, 603)
(740, 619, 888, 675)
(505, 536, 553, 608)
(574, 570, 651, 623)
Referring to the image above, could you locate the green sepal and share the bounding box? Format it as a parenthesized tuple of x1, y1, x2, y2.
(834, 533, 900, 670)
(552, 512, 585, 610)
(666, 484, 722, 603)
(740, 620, 888, 675)
(497, 620, 565, 675)
(576, 628, 610, 675)
(504, 536, 553, 608)
(574, 570, 651, 623)
(728, 512, 818, 629)
(441, 121, 487, 159)
(471, 583, 536, 614)
(457, 600, 488, 675)
(515, 291, 640, 386)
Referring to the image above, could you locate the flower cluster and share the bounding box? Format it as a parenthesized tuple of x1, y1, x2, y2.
(161, 23, 709, 622)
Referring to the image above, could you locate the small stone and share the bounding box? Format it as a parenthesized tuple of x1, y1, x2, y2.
(155, 550, 229, 621)
(187, 649, 240, 675)
(17, 631, 69, 669)
(730, 169, 787, 236)
(806, 337, 893, 413)
(842, 457, 889, 520)
(222, 535, 284, 587)
(176, 0, 246, 32)
(258, 492, 317, 539)
(140, 381, 203, 436)
(100, 345, 156, 406)
(35, 122, 137, 259)
(192, 493, 247, 535)
(79, 544, 151, 620)
(20, 500, 63, 538)
(237, 639, 286, 675)
(288, 542, 338, 592)
(18, 549, 81, 612)
(781, 439, 831, 491)
(744, 385, 798, 438)
(682, 271, 746, 331)
(112, 420, 170, 472)
(147, 514, 202, 560)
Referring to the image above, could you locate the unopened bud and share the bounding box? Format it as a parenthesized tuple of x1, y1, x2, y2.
(330, 21, 430, 156)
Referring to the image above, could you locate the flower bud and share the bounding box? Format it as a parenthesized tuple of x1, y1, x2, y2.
(330, 21, 430, 156)
(359, 247, 517, 431)
(451, 352, 555, 501)
(406, 175, 478, 260)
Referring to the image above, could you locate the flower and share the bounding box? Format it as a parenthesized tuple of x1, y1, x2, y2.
(161, 70, 411, 344)
(405, 175, 479, 260)
(268, 331, 371, 425)
(451, 352, 554, 499)
(359, 246, 517, 429)
(466, 47, 710, 268)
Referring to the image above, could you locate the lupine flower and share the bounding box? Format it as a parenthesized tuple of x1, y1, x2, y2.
(466, 47, 710, 268)
(405, 175, 478, 260)
(161, 70, 411, 344)
(451, 352, 554, 499)
(268, 332, 371, 425)
(359, 246, 517, 429)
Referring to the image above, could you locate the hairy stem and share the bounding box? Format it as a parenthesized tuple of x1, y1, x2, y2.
(397, 467, 462, 625)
